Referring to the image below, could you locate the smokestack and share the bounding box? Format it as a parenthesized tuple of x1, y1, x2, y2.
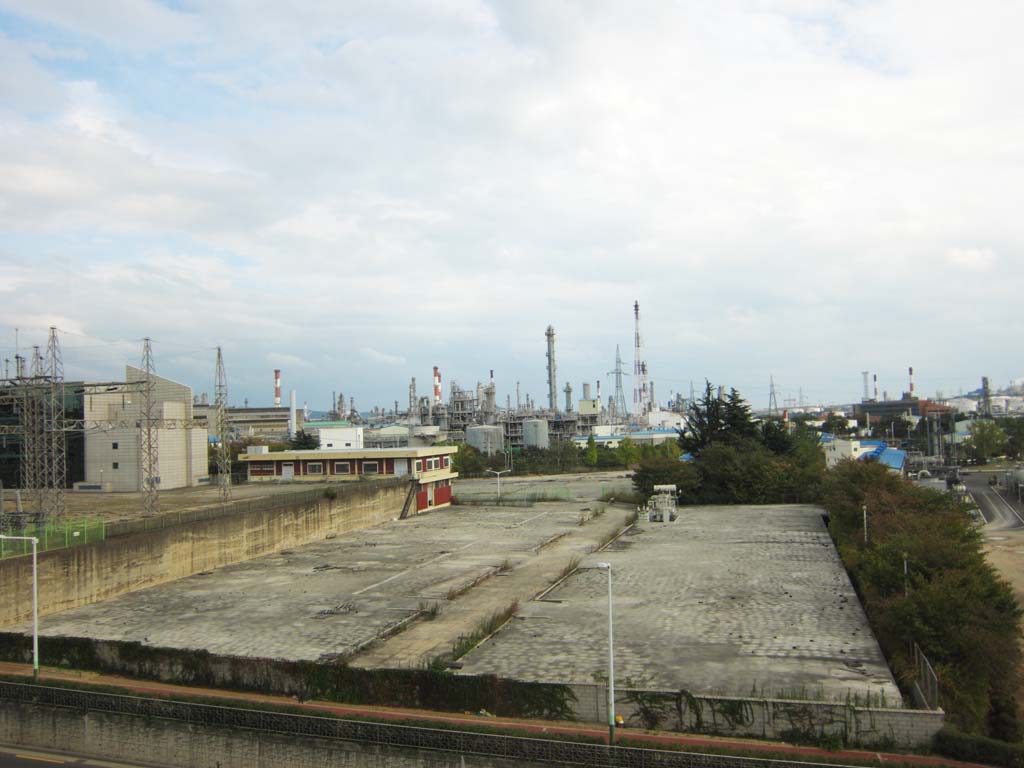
(288, 390, 297, 438)
(433, 366, 442, 404)
(583, 382, 592, 400)
(873, 373, 878, 401)
(908, 366, 915, 396)
(596, 380, 601, 402)
(862, 371, 870, 402)
(489, 369, 494, 385)
(546, 325, 557, 412)
(564, 382, 573, 412)
(274, 369, 282, 407)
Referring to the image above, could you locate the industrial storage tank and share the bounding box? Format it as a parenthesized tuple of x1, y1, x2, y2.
(466, 425, 504, 455)
(523, 419, 550, 449)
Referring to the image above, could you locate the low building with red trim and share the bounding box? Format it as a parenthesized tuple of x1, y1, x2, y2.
(238, 445, 458, 512)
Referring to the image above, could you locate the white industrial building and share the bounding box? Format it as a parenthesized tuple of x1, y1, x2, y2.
(81, 366, 209, 492)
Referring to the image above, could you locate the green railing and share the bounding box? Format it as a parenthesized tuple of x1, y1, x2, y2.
(0, 518, 106, 559)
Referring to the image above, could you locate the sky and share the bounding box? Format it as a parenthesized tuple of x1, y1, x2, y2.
(0, 1, 1021, 414)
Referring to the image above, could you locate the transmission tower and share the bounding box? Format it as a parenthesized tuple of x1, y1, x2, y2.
(607, 345, 629, 420)
(633, 301, 650, 420)
(43, 327, 66, 522)
(214, 347, 231, 505)
(768, 375, 780, 420)
(140, 338, 160, 516)
(20, 350, 45, 518)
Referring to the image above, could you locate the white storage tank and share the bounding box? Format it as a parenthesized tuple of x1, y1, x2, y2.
(466, 425, 504, 455)
(523, 419, 550, 449)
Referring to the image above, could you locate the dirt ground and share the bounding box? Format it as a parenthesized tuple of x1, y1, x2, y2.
(984, 531, 1024, 606)
(2, 481, 331, 523)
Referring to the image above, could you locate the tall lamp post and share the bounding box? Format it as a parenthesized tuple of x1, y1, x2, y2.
(0, 535, 39, 678)
(485, 468, 511, 502)
(586, 562, 616, 744)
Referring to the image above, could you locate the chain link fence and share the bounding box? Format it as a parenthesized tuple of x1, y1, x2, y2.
(0, 518, 106, 559)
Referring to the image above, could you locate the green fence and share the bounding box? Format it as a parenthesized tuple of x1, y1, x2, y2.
(0, 518, 106, 559)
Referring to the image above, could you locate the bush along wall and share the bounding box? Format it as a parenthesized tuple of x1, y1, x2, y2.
(822, 460, 1023, 741)
(0, 633, 575, 721)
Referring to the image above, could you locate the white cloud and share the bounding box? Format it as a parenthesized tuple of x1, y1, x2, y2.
(0, 1, 1022, 407)
(945, 247, 996, 271)
(360, 348, 407, 367)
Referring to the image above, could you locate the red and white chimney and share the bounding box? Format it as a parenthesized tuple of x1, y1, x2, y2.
(433, 366, 442, 404)
(274, 369, 282, 407)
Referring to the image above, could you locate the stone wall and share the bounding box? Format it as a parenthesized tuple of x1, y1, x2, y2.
(570, 684, 944, 748)
(0, 479, 409, 626)
(0, 701, 529, 768)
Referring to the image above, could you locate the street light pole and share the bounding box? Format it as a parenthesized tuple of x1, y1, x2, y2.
(0, 535, 39, 678)
(589, 562, 616, 744)
(485, 469, 511, 501)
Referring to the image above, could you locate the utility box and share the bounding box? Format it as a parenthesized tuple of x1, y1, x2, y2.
(645, 484, 677, 522)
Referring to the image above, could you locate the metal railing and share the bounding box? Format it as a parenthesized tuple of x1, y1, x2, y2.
(0, 680, 869, 768)
(910, 642, 940, 710)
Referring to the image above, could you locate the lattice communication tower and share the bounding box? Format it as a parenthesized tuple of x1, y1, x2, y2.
(214, 347, 231, 504)
(140, 338, 160, 516)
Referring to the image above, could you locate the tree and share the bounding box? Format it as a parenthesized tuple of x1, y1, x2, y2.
(723, 388, 758, 441)
(632, 456, 700, 502)
(677, 381, 725, 455)
(760, 420, 793, 455)
(288, 430, 319, 450)
(820, 413, 852, 435)
(452, 443, 485, 475)
(584, 434, 599, 467)
(998, 417, 1024, 461)
(966, 420, 1007, 465)
(616, 437, 640, 467)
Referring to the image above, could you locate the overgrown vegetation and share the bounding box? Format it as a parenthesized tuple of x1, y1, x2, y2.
(449, 600, 520, 660)
(0, 633, 575, 721)
(631, 381, 825, 505)
(823, 459, 1022, 741)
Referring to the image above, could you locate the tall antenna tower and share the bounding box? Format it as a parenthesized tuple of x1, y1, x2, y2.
(608, 345, 629, 419)
(633, 301, 649, 419)
(768, 375, 780, 420)
(21, 349, 45, 517)
(140, 338, 160, 516)
(214, 347, 231, 504)
(43, 327, 66, 522)
(545, 325, 558, 412)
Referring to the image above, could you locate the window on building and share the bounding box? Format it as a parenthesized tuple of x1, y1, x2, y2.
(112, 462, 119, 470)
(307, 462, 323, 475)
(363, 461, 379, 475)
(415, 460, 422, 472)
(112, 442, 119, 450)
(425, 457, 440, 471)
(443, 456, 449, 468)
(333, 461, 350, 474)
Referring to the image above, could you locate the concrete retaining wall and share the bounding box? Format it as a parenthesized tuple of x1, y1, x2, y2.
(571, 684, 943, 748)
(0, 479, 409, 626)
(0, 701, 529, 768)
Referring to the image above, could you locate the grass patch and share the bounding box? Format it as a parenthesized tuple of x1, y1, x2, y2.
(599, 489, 644, 506)
(450, 601, 519, 660)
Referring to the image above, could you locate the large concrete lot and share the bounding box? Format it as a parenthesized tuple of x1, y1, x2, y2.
(457, 504, 903, 704)
(16, 475, 901, 705)
(20, 473, 633, 662)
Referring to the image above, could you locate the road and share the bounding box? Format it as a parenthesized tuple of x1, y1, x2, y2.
(0, 746, 145, 767)
(964, 473, 1024, 530)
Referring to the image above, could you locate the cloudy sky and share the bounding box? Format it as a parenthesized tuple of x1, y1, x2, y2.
(0, 1, 1020, 413)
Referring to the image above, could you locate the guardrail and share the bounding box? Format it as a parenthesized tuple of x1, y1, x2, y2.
(0, 681, 868, 768)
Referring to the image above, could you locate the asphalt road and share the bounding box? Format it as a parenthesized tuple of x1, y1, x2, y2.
(0, 745, 146, 767)
(964, 473, 1024, 530)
